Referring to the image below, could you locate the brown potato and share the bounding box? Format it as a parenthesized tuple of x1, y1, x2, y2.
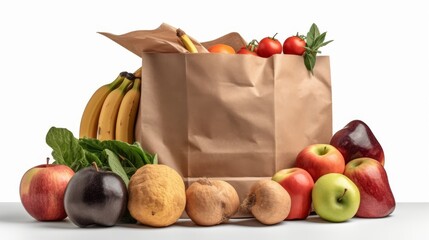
(242, 179, 291, 225)
(186, 179, 239, 226)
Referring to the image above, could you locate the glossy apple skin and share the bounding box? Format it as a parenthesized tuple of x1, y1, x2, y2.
(272, 168, 314, 219)
(64, 166, 127, 227)
(295, 144, 345, 182)
(312, 173, 360, 222)
(330, 120, 385, 165)
(344, 158, 395, 218)
(20, 163, 74, 221)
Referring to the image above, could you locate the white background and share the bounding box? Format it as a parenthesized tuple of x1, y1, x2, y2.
(0, 0, 428, 202)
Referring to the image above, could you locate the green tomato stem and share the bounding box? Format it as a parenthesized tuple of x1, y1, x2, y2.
(272, 33, 278, 40)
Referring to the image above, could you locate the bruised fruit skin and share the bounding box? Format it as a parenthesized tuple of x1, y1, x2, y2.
(128, 164, 186, 227)
(186, 179, 240, 226)
(242, 179, 291, 225)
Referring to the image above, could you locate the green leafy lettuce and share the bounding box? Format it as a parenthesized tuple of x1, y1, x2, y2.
(45, 127, 156, 186)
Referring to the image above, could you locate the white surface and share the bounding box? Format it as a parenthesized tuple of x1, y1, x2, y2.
(0, 202, 428, 240)
(0, 0, 428, 202)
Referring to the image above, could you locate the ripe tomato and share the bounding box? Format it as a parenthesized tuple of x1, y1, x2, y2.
(208, 44, 235, 54)
(257, 34, 282, 58)
(237, 48, 258, 55)
(237, 39, 258, 56)
(283, 36, 306, 55)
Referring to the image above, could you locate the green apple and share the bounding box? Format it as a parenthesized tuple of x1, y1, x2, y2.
(312, 173, 360, 222)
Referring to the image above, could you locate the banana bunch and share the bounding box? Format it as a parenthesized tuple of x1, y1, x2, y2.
(79, 69, 142, 144)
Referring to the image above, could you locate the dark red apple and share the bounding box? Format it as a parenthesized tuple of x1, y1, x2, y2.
(272, 168, 314, 219)
(330, 120, 385, 165)
(19, 158, 75, 221)
(295, 144, 345, 182)
(64, 162, 128, 227)
(344, 157, 395, 218)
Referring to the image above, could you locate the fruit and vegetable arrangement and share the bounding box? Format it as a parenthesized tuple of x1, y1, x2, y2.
(19, 23, 396, 228)
(178, 23, 332, 73)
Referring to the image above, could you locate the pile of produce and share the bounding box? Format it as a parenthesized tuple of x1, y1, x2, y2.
(19, 23, 396, 228)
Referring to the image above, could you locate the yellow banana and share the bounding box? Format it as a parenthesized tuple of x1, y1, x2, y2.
(97, 73, 135, 141)
(133, 67, 142, 78)
(79, 72, 127, 139)
(115, 78, 141, 144)
(177, 28, 198, 53)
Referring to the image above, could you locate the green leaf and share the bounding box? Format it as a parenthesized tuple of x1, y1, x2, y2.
(78, 138, 155, 180)
(304, 53, 316, 73)
(317, 39, 334, 49)
(102, 140, 148, 166)
(312, 23, 320, 37)
(153, 154, 158, 165)
(303, 23, 333, 73)
(132, 141, 153, 165)
(46, 127, 155, 181)
(105, 149, 129, 187)
(78, 138, 104, 152)
(313, 32, 327, 49)
(306, 23, 320, 47)
(85, 151, 103, 167)
(123, 166, 137, 175)
(46, 127, 92, 172)
(79, 138, 147, 167)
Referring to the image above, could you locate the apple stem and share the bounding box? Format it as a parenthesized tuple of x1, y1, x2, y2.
(46, 157, 50, 166)
(338, 188, 348, 202)
(92, 162, 99, 172)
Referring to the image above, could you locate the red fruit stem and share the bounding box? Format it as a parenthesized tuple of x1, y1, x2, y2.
(46, 157, 50, 166)
(92, 162, 99, 172)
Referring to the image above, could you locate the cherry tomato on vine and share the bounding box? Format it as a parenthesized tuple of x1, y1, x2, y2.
(237, 48, 257, 55)
(237, 39, 258, 56)
(283, 35, 306, 55)
(257, 33, 282, 58)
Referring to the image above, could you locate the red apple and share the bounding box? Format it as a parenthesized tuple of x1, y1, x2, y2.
(344, 157, 395, 218)
(295, 144, 345, 182)
(272, 168, 314, 219)
(19, 158, 74, 221)
(330, 120, 385, 165)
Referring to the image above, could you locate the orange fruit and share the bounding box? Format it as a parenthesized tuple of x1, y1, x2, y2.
(128, 164, 186, 227)
(208, 44, 235, 54)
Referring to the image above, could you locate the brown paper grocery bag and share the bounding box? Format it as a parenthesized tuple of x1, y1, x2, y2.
(136, 53, 332, 215)
(101, 24, 332, 218)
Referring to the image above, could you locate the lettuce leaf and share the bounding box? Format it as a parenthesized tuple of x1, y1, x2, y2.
(45, 127, 155, 183)
(104, 149, 129, 187)
(46, 127, 101, 171)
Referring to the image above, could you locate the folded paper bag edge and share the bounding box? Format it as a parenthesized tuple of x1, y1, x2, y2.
(98, 23, 249, 55)
(98, 23, 210, 55)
